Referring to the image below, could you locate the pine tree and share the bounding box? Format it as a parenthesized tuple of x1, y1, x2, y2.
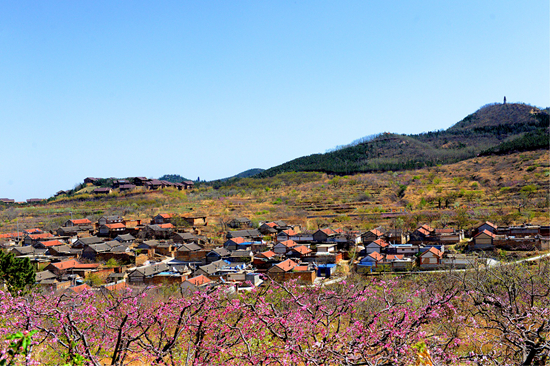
(0, 251, 35, 294)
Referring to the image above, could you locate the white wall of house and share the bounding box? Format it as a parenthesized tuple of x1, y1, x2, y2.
(317, 244, 336, 253)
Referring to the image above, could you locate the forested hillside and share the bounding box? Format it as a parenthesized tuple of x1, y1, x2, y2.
(219, 168, 265, 181)
(258, 103, 549, 177)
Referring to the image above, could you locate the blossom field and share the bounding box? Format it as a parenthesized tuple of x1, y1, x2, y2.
(0, 259, 548, 365)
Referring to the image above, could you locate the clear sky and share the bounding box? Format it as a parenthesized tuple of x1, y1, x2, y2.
(0, 1, 548, 201)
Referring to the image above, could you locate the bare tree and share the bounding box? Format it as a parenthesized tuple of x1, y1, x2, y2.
(455, 259, 550, 365)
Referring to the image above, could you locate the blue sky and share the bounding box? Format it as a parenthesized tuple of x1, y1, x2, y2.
(0, 1, 548, 201)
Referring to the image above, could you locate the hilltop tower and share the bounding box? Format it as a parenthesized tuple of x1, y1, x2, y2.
(503, 96, 506, 104)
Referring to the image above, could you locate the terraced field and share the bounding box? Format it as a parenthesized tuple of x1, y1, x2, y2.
(1, 150, 548, 244)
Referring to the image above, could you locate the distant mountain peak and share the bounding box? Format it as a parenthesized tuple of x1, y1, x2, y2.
(449, 103, 543, 131)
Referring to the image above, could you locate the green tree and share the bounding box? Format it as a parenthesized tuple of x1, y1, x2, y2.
(0, 251, 35, 294)
(170, 215, 191, 230)
(105, 258, 119, 267)
(394, 217, 405, 234)
(520, 184, 538, 198)
(85, 273, 103, 287)
(455, 208, 471, 230)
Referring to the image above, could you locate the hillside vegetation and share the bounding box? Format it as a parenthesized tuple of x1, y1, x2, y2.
(258, 103, 549, 177)
(158, 174, 191, 183)
(1, 150, 548, 243)
(1, 103, 548, 239)
(219, 168, 265, 182)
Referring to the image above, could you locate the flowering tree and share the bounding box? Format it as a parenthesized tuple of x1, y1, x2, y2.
(456, 259, 550, 365)
(1, 260, 546, 365)
(0, 278, 465, 365)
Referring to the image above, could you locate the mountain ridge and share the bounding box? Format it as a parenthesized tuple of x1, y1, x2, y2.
(256, 103, 549, 178)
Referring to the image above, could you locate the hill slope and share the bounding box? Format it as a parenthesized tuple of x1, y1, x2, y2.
(224, 168, 264, 180)
(258, 103, 549, 177)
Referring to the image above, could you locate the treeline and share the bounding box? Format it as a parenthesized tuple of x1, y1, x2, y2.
(158, 174, 190, 183)
(479, 128, 550, 156)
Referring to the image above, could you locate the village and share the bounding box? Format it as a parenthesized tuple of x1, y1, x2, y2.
(1, 174, 548, 295)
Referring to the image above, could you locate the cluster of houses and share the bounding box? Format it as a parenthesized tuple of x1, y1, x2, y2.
(83, 177, 195, 195)
(1, 213, 549, 294)
(0, 177, 196, 204)
(469, 222, 549, 251)
(1, 198, 44, 204)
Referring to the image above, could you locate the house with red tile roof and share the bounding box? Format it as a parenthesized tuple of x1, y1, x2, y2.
(253, 250, 280, 270)
(365, 251, 384, 262)
(259, 221, 279, 235)
(357, 251, 385, 273)
(34, 240, 65, 249)
(287, 245, 312, 259)
(152, 213, 174, 225)
(98, 215, 124, 226)
(385, 254, 405, 261)
(23, 232, 54, 246)
(63, 218, 92, 227)
(276, 228, 299, 242)
(409, 224, 438, 244)
(181, 274, 212, 292)
(435, 228, 465, 244)
(99, 222, 127, 237)
(421, 224, 434, 233)
(267, 258, 316, 283)
(106, 223, 126, 229)
(256, 250, 277, 260)
(382, 254, 414, 271)
(0, 232, 24, 240)
(44, 259, 100, 278)
(365, 238, 390, 255)
(470, 229, 497, 250)
(273, 240, 298, 255)
(475, 221, 498, 235)
(418, 247, 443, 269)
(267, 259, 298, 274)
(224, 236, 246, 249)
(361, 228, 385, 243)
(313, 228, 337, 243)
